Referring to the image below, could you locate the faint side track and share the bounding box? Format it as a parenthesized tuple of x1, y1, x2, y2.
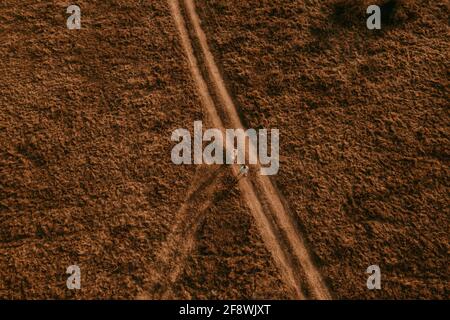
(138, 166, 225, 299)
(168, 0, 333, 299)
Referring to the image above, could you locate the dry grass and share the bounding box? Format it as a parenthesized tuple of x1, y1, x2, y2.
(331, 0, 418, 27)
(0, 0, 289, 299)
(196, 0, 449, 299)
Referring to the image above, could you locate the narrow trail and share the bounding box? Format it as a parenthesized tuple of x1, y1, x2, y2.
(168, 0, 332, 299)
(139, 166, 225, 299)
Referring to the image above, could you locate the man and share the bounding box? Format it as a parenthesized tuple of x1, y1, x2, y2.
(230, 149, 249, 182)
(236, 164, 249, 182)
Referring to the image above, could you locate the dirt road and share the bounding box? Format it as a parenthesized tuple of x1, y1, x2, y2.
(167, 0, 332, 299)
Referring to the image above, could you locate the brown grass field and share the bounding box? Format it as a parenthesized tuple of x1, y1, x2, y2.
(0, 0, 449, 299)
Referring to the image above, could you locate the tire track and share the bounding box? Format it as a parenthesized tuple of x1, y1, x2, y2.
(140, 166, 225, 299)
(168, 0, 332, 299)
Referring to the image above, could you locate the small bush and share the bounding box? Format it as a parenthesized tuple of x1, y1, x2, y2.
(383, 0, 418, 25)
(331, 0, 417, 28)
